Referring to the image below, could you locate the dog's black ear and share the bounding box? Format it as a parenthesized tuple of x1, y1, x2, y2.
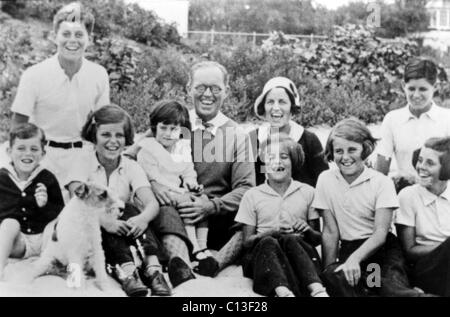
(74, 183, 89, 199)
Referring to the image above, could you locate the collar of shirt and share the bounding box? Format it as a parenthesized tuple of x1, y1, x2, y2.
(4, 162, 44, 191)
(49, 54, 87, 82)
(331, 166, 375, 188)
(257, 120, 304, 144)
(419, 182, 450, 206)
(258, 179, 303, 198)
(189, 109, 229, 136)
(90, 152, 125, 176)
(400, 102, 440, 124)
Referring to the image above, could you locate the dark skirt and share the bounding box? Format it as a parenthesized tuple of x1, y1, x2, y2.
(412, 237, 450, 296)
(321, 233, 421, 297)
(242, 233, 322, 297)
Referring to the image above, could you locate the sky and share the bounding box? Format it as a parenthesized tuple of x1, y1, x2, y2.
(314, 0, 395, 10)
(314, 0, 359, 9)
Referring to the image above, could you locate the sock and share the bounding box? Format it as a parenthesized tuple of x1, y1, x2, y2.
(145, 255, 162, 276)
(196, 227, 209, 251)
(275, 286, 295, 297)
(120, 262, 137, 277)
(185, 225, 201, 253)
(309, 283, 329, 297)
(162, 234, 191, 266)
(215, 231, 243, 270)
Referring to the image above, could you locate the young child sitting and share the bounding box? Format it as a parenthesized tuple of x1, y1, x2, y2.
(235, 133, 328, 297)
(0, 123, 64, 279)
(136, 100, 218, 275)
(67, 105, 171, 297)
(315, 118, 421, 297)
(396, 137, 450, 296)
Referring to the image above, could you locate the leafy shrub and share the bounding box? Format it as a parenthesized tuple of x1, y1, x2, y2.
(196, 25, 448, 126)
(110, 47, 190, 132)
(3, 0, 180, 45)
(122, 3, 180, 47)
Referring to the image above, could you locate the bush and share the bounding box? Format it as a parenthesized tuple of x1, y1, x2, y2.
(3, 0, 180, 45)
(192, 25, 448, 126)
(122, 3, 180, 47)
(110, 47, 190, 132)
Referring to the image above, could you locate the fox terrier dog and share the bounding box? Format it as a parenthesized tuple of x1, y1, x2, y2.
(30, 182, 123, 290)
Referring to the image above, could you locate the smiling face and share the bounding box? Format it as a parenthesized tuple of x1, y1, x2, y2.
(265, 142, 292, 183)
(416, 147, 443, 189)
(8, 136, 45, 180)
(332, 137, 365, 183)
(155, 122, 181, 150)
(55, 21, 89, 62)
(264, 88, 292, 129)
(404, 78, 435, 113)
(94, 123, 125, 165)
(189, 66, 228, 122)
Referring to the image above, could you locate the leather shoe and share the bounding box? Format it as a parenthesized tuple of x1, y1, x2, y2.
(196, 256, 219, 277)
(141, 270, 172, 296)
(120, 271, 149, 297)
(168, 257, 196, 288)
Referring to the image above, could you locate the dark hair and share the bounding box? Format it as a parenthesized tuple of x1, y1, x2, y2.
(9, 123, 46, 149)
(150, 100, 191, 135)
(256, 87, 299, 118)
(53, 2, 95, 35)
(259, 133, 305, 177)
(81, 105, 134, 146)
(404, 58, 438, 85)
(325, 118, 377, 161)
(422, 137, 450, 181)
(187, 61, 229, 88)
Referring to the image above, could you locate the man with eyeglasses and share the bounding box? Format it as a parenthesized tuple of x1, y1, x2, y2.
(149, 61, 255, 287)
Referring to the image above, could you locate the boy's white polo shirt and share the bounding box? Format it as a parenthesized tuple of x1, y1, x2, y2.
(67, 152, 150, 204)
(377, 104, 450, 177)
(11, 54, 110, 142)
(396, 183, 450, 247)
(312, 167, 399, 241)
(235, 179, 318, 234)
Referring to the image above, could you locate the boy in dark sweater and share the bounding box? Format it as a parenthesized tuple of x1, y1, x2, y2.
(0, 123, 64, 279)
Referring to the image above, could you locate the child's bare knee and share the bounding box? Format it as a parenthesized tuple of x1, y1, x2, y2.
(0, 219, 21, 232)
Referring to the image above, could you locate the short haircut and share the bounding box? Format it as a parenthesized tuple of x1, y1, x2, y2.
(187, 61, 229, 88)
(259, 133, 305, 177)
(256, 87, 300, 118)
(423, 137, 450, 181)
(325, 118, 377, 161)
(9, 123, 46, 149)
(53, 2, 95, 35)
(81, 105, 135, 146)
(404, 58, 438, 85)
(150, 100, 191, 135)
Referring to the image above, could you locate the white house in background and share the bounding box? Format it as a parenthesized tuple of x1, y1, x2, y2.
(422, 0, 450, 51)
(124, 0, 189, 37)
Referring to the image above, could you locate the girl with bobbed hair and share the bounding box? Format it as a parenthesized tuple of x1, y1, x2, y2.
(315, 118, 422, 297)
(396, 137, 450, 296)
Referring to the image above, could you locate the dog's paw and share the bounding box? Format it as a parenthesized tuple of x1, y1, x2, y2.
(66, 270, 86, 290)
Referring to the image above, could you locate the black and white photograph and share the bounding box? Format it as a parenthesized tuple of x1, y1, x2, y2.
(0, 0, 450, 302)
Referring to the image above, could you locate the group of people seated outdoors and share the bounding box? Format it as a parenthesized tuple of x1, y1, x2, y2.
(1, 2, 450, 297)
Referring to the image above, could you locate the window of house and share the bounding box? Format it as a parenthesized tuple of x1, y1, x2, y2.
(440, 9, 449, 28)
(430, 9, 438, 28)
